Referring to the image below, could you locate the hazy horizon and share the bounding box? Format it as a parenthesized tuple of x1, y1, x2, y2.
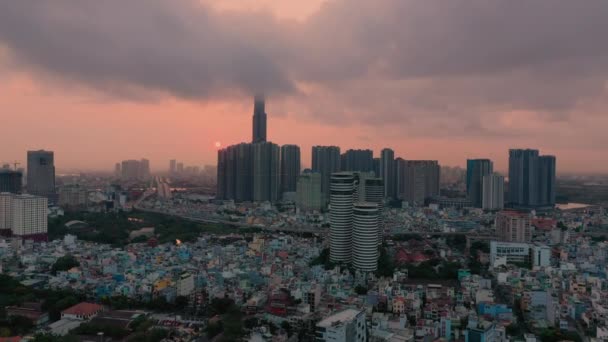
(2, 0, 608, 174)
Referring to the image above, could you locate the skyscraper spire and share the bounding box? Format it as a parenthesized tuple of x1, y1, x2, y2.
(252, 94, 267, 143)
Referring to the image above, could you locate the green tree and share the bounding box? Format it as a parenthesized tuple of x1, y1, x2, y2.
(51, 254, 80, 275)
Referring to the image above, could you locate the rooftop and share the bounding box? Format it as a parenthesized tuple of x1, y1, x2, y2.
(317, 309, 362, 328)
(62, 302, 103, 316)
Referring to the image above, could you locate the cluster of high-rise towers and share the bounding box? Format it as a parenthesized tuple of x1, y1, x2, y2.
(217, 96, 557, 272)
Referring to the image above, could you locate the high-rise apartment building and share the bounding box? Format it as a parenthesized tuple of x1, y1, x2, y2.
(27, 150, 56, 201)
(114, 163, 121, 178)
(0, 193, 13, 235)
(1, 193, 48, 241)
(538, 155, 556, 207)
(329, 172, 355, 263)
(341, 149, 373, 172)
(217, 143, 254, 201)
(398, 160, 440, 205)
(496, 210, 532, 243)
(373, 158, 380, 178)
(482, 173, 504, 211)
(296, 172, 322, 212)
(0, 169, 22, 194)
(252, 142, 280, 202)
(380, 148, 395, 198)
(352, 202, 379, 272)
(139, 159, 151, 180)
(312, 146, 341, 206)
(280, 145, 301, 195)
(252, 94, 267, 143)
(364, 178, 384, 245)
(509, 149, 556, 208)
(467, 159, 493, 208)
(121, 160, 141, 181)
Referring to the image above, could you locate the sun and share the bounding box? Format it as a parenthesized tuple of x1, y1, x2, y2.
(214, 141, 221, 148)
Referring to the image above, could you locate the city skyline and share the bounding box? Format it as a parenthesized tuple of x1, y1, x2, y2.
(2, 1, 608, 174)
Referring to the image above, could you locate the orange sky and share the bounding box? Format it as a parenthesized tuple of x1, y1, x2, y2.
(1, 0, 607, 174)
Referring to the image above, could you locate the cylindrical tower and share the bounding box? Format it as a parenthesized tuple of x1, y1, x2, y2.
(353, 202, 379, 272)
(364, 178, 384, 245)
(329, 172, 355, 263)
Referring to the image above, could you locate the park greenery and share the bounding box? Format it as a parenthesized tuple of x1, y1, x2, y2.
(48, 210, 260, 246)
(51, 254, 80, 275)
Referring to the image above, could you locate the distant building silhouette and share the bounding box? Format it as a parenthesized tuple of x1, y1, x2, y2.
(380, 148, 395, 198)
(312, 146, 341, 206)
(482, 173, 504, 211)
(397, 160, 440, 206)
(467, 159, 493, 208)
(280, 145, 301, 195)
(508, 149, 556, 208)
(341, 149, 373, 172)
(252, 94, 267, 143)
(0, 169, 22, 194)
(27, 150, 56, 203)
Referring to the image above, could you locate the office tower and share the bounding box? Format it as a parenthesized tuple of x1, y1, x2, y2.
(352, 202, 379, 272)
(482, 173, 504, 211)
(399, 160, 440, 205)
(329, 172, 355, 263)
(312, 146, 341, 206)
(380, 148, 395, 198)
(395, 158, 406, 198)
(373, 158, 380, 178)
(252, 94, 267, 143)
(0, 169, 22, 194)
(364, 178, 384, 245)
(341, 149, 373, 172)
(508, 149, 539, 207)
(216, 143, 253, 201)
(538, 155, 556, 207)
(0, 193, 12, 235)
(252, 142, 280, 202)
(280, 145, 301, 195)
(121, 160, 141, 180)
(177, 162, 184, 174)
(316, 309, 367, 342)
(59, 184, 88, 210)
(10, 194, 48, 241)
(509, 149, 556, 208)
(467, 159, 493, 208)
(496, 210, 532, 243)
(26, 150, 56, 200)
(296, 171, 322, 212)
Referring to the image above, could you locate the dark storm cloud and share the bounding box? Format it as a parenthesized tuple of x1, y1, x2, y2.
(1, 0, 608, 130)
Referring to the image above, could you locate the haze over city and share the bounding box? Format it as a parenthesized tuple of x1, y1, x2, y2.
(2, 0, 608, 173)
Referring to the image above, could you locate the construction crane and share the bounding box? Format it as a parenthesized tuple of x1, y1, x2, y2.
(13, 161, 20, 170)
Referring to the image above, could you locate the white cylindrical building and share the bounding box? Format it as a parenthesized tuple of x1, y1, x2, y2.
(353, 202, 379, 272)
(364, 178, 384, 245)
(329, 172, 355, 263)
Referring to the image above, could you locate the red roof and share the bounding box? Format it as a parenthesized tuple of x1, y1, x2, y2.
(0, 337, 22, 342)
(62, 302, 103, 316)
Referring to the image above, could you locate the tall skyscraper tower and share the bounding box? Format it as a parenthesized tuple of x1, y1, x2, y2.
(380, 148, 395, 198)
(280, 145, 301, 195)
(508, 149, 539, 207)
(341, 149, 374, 172)
(364, 178, 384, 245)
(252, 94, 267, 143)
(329, 172, 355, 263)
(312, 146, 341, 206)
(467, 159, 494, 208)
(252, 142, 280, 202)
(399, 160, 440, 205)
(352, 202, 379, 272)
(296, 171, 322, 212)
(538, 155, 556, 207)
(26, 150, 56, 202)
(482, 173, 504, 211)
(508, 149, 556, 208)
